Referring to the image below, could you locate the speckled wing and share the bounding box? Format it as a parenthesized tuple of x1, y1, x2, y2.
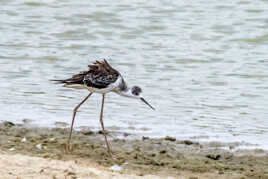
(83, 60, 120, 89)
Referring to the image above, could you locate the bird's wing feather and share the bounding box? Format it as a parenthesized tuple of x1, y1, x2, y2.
(84, 59, 120, 89)
(52, 60, 120, 89)
(83, 73, 118, 88)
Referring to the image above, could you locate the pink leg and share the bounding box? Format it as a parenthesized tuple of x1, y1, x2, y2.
(99, 94, 112, 155)
(66, 92, 93, 152)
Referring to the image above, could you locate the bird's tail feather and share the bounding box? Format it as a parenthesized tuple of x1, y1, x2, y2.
(50, 79, 66, 84)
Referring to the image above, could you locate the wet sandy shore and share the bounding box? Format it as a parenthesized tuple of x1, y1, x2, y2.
(0, 121, 267, 179)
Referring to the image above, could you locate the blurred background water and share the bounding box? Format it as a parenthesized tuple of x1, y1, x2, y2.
(1, 0, 268, 148)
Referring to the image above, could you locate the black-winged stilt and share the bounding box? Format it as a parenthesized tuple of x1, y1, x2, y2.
(53, 59, 154, 155)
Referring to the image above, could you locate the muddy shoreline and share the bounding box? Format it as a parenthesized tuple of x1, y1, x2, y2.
(0, 121, 267, 178)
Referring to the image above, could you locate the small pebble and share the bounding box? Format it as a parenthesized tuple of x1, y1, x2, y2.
(159, 150, 166, 154)
(110, 165, 121, 171)
(21, 137, 27, 142)
(36, 144, 42, 150)
(189, 177, 198, 179)
(123, 132, 130, 137)
(9, 147, 16, 151)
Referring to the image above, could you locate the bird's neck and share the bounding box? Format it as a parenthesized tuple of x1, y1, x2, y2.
(115, 77, 137, 98)
(116, 87, 131, 97)
(118, 77, 128, 91)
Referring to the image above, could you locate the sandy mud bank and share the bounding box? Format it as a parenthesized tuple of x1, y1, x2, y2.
(0, 121, 267, 178)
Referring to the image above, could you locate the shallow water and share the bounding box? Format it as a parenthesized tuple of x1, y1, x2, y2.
(1, 0, 268, 148)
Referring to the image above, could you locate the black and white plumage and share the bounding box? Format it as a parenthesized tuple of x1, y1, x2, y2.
(56, 60, 121, 89)
(52, 59, 154, 155)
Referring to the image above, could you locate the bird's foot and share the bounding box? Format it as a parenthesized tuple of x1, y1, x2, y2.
(107, 150, 114, 158)
(107, 147, 112, 154)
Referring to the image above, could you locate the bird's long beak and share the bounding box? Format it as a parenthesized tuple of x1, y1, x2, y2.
(140, 98, 155, 110)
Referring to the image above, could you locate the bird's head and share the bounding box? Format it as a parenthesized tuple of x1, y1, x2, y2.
(128, 86, 155, 110)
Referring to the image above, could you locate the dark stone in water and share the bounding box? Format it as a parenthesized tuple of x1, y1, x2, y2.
(183, 140, 194, 145)
(164, 136, 176, 142)
(123, 132, 130, 137)
(178, 140, 199, 145)
(82, 130, 94, 135)
(142, 136, 149, 140)
(3, 121, 15, 128)
(98, 130, 109, 135)
(206, 154, 221, 160)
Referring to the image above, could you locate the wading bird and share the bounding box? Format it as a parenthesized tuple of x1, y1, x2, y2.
(52, 60, 154, 155)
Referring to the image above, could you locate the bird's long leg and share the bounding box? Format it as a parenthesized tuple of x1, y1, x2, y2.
(66, 92, 93, 152)
(99, 94, 112, 155)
